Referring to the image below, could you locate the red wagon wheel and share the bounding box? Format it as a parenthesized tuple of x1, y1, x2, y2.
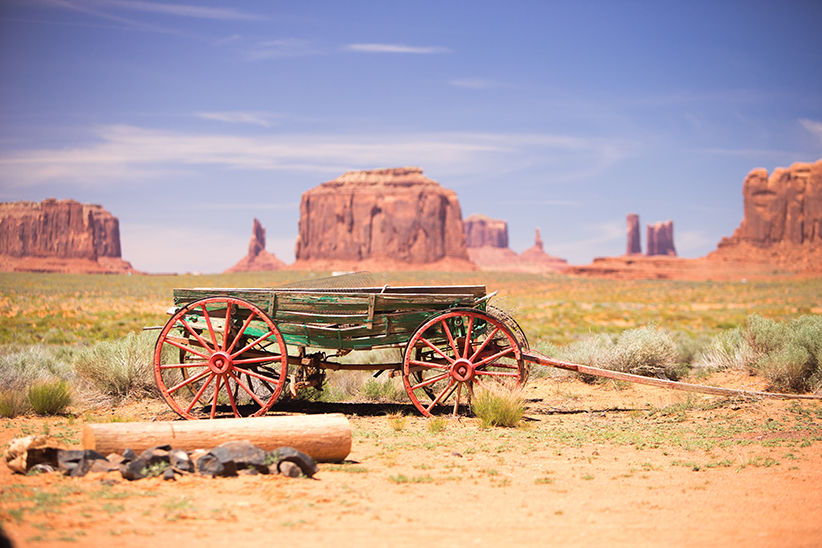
(153, 297, 288, 420)
(402, 309, 525, 417)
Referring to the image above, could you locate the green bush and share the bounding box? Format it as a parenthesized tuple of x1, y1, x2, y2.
(744, 314, 822, 393)
(543, 326, 681, 381)
(72, 330, 159, 402)
(695, 328, 751, 371)
(470, 387, 524, 428)
(361, 377, 408, 402)
(27, 380, 72, 415)
(603, 325, 681, 379)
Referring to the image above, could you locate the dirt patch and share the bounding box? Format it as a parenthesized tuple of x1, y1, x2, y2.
(2, 373, 822, 548)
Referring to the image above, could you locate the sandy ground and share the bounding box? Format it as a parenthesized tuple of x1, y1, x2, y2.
(2, 371, 821, 548)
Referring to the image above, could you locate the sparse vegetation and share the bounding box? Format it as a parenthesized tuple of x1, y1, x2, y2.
(27, 380, 72, 415)
(72, 330, 159, 402)
(470, 387, 524, 428)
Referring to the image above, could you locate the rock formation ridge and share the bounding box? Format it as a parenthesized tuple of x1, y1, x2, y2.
(626, 213, 641, 255)
(225, 218, 286, 273)
(463, 215, 568, 273)
(291, 167, 475, 270)
(646, 220, 676, 256)
(0, 199, 134, 273)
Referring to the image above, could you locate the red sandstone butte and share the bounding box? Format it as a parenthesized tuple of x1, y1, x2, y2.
(569, 158, 822, 279)
(626, 213, 641, 255)
(290, 167, 476, 271)
(225, 218, 287, 273)
(646, 220, 676, 256)
(464, 214, 568, 273)
(0, 199, 135, 274)
(708, 158, 822, 273)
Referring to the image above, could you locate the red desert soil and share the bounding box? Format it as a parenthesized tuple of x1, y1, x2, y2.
(2, 371, 821, 548)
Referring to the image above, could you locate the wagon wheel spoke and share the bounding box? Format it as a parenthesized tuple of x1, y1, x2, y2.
(419, 336, 456, 365)
(403, 309, 525, 417)
(426, 378, 456, 414)
(178, 318, 216, 354)
(441, 319, 461, 360)
(225, 311, 258, 355)
(228, 371, 267, 409)
(154, 296, 288, 420)
(184, 373, 215, 414)
(209, 375, 222, 419)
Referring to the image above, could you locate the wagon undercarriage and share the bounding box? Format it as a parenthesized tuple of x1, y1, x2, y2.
(153, 279, 528, 420)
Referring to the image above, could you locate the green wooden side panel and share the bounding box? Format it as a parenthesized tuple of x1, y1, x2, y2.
(169, 285, 487, 350)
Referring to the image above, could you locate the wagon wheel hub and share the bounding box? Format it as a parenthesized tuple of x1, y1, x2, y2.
(208, 351, 233, 374)
(450, 358, 475, 382)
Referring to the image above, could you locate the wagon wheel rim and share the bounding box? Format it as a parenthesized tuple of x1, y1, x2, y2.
(153, 296, 288, 420)
(402, 309, 524, 417)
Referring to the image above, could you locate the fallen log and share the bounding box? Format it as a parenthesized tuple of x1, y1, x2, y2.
(83, 414, 351, 463)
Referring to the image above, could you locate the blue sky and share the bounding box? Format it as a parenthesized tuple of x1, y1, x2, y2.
(1, 1, 821, 273)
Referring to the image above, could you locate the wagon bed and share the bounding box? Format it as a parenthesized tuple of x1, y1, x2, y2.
(154, 282, 527, 420)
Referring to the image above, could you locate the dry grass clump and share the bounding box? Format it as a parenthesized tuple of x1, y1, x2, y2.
(470, 386, 524, 428)
(695, 314, 822, 394)
(539, 326, 683, 381)
(27, 380, 72, 415)
(72, 330, 159, 402)
(0, 345, 73, 416)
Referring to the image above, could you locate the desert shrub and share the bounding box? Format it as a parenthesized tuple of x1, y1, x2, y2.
(602, 325, 682, 379)
(744, 314, 822, 393)
(672, 332, 711, 366)
(0, 345, 72, 391)
(27, 380, 72, 415)
(694, 328, 750, 371)
(72, 330, 159, 402)
(470, 386, 524, 428)
(321, 370, 371, 400)
(361, 377, 408, 402)
(0, 390, 30, 418)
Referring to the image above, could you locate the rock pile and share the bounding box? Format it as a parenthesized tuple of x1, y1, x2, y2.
(225, 218, 287, 272)
(4, 436, 318, 481)
(291, 167, 475, 271)
(0, 198, 135, 273)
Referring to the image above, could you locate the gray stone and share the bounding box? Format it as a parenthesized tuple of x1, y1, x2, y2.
(278, 461, 303, 478)
(273, 447, 318, 478)
(217, 440, 268, 473)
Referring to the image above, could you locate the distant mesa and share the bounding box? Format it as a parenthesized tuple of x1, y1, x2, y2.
(225, 218, 286, 273)
(464, 215, 568, 273)
(708, 158, 822, 273)
(0, 198, 136, 274)
(290, 167, 476, 271)
(570, 158, 822, 279)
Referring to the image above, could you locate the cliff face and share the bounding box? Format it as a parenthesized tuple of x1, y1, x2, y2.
(730, 159, 822, 246)
(293, 167, 473, 269)
(0, 199, 134, 273)
(225, 218, 286, 272)
(710, 159, 822, 273)
(464, 214, 509, 249)
(626, 214, 641, 255)
(646, 220, 676, 256)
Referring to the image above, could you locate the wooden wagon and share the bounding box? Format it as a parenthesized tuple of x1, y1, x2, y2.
(153, 277, 529, 420)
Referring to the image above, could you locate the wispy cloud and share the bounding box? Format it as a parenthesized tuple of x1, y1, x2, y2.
(68, 0, 262, 21)
(346, 43, 450, 54)
(194, 111, 280, 127)
(0, 125, 635, 188)
(800, 118, 822, 145)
